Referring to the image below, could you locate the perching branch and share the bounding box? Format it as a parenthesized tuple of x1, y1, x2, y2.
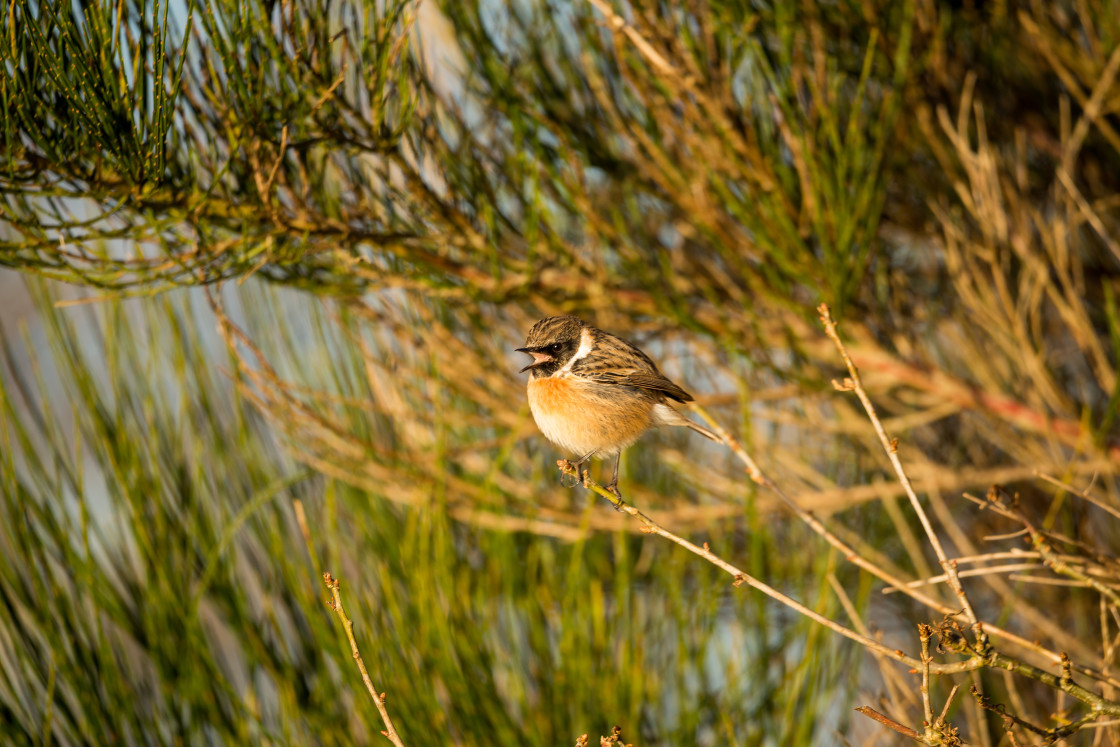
(556, 460, 979, 676)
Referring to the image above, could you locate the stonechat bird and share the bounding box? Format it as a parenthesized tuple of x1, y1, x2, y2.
(516, 315, 719, 499)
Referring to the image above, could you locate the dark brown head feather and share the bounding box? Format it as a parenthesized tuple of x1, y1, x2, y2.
(521, 316, 585, 349)
(516, 316, 586, 376)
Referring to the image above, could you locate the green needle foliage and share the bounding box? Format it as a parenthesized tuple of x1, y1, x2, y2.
(0, 282, 859, 744)
(3, 0, 1120, 743)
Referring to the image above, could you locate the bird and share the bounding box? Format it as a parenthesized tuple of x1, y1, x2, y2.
(516, 315, 719, 500)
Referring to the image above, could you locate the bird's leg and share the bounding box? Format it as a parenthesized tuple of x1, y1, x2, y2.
(604, 452, 626, 509)
(560, 449, 597, 488)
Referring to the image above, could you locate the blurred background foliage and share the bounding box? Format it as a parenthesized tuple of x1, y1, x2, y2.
(2, 0, 1120, 743)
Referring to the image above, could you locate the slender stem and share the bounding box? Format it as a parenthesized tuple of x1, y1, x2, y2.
(323, 573, 406, 746)
(937, 684, 961, 725)
(817, 303, 986, 649)
(920, 624, 934, 733)
(883, 563, 1048, 593)
(854, 706, 925, 742)
(1035, 471, 1120, 522)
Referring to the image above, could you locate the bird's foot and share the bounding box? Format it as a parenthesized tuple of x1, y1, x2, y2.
(557, 459, 581, 488)
(604, 482, 626, 511)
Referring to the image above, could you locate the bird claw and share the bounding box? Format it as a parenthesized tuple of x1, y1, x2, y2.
(605, 483, 626, 510)
(557, 459, 581, 488)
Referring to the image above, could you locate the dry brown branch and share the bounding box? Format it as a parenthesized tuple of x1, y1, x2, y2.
(939, 685, 962, 732)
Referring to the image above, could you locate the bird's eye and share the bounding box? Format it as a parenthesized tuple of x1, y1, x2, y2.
(549, 343, 563, 353)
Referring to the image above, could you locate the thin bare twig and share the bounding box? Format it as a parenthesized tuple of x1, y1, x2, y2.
(584, 0, 675, 77)
(854, 706, 925, 742)
(1005, 575, 1104, 588)
(1036, 471, 1120, 522)
(939, 684, 962, 726)
(882, 563, 1048, 594)
(323, 573, 406, 747)
(829, 575, 919, 711)
(920, 624, 935, 735)
(984, 487, 1120, 609)
(818, 303, 986, 651)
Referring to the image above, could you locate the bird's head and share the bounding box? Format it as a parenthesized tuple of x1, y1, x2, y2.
(516, 315, 586, 376)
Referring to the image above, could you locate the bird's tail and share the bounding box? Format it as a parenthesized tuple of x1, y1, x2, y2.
(653, 402, 722, 443)
(684, 419, 720, 443)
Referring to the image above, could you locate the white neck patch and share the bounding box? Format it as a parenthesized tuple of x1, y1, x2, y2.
(556, 327, 593, 374)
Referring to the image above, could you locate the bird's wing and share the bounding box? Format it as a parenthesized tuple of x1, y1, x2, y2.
(581, 369, 694, 403)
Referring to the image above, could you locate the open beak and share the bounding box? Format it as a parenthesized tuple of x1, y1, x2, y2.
(515, 347, 553, 373)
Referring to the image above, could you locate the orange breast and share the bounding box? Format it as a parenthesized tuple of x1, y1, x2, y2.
(526, 375, 652, 456)
(527, 376, 581, 418)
